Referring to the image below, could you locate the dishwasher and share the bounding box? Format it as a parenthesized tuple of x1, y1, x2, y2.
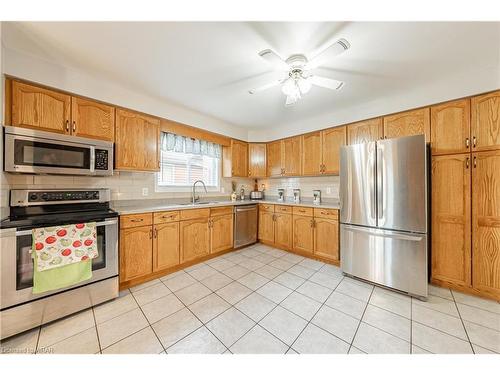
(233, 204, 258, 248)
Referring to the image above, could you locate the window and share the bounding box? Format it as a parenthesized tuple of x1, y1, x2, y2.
(157, 132, 221, 189)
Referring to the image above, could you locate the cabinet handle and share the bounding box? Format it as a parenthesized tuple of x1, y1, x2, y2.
(465, 138, 470, 148)
(65, 120, 69, 132)
(72, 121, 76, 132)
(472, 136, 477, 148)
(153, 228, 158, 239)
(310, 219, 314, 228)
(473, 156, 477, 168)
(465, 157, 469, 169)
(149, 229, 153, 239)
(130, 218, 144, 222)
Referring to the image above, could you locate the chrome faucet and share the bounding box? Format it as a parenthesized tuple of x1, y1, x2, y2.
(192, 180, 208, 204)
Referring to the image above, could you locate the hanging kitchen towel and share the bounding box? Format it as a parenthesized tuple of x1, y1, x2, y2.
(32, 223, 98, 271)
(32, 255, 91, 294)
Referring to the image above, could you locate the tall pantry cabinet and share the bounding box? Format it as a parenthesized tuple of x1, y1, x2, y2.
(430, 91, 500, 301)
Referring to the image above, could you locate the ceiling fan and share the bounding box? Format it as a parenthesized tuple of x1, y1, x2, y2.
(249, 38, 350, 106)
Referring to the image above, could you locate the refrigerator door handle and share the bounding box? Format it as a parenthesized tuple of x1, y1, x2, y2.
(376, 143, 385, 223)
(368, 144, 376, 220)
(342, 224, 424, 241)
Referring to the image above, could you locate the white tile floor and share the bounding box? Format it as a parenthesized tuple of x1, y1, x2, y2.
(1, 243, 499, 354)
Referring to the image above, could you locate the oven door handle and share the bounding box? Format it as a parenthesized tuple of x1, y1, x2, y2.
(14, 219, 118, 236)
(90, 146, 96, 173)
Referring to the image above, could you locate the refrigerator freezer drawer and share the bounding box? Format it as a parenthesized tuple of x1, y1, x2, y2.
(340, 224, 428, 298)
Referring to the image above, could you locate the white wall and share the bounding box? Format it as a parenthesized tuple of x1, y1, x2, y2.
(0, 23, 10, 219)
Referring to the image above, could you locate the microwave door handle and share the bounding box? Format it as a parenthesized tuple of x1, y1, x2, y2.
(14, 219, 118, 236)
(90, 146, 96, 173)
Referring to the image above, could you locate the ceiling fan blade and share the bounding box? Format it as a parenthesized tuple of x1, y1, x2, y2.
(248, 79, 283, 94)
(258, 49, 289, 71)
(307, 38, 350, 69)
(310, 76, 344, 90)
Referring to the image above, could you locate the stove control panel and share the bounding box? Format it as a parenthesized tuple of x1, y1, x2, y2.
(27, 191, 100, 202)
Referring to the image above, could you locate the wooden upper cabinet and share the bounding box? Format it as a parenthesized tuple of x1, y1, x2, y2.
(282, 136, 302, 176)
(314, 217, 339, 262)
(267, 140, 283, 177)
(471, 90, 500, 151)
(71, 97, 115, 141)
(180, 218, 210, 263)
(153, 222, 180, 272)
(119, 226, 153, 282)
(223, 140, 248, 177)
(12, 81, 71, 134)
(293, 215, 314, 253)
(274, 213, 292, 250)
(302, 132, 322, 176)
(472, 150, 500, 299)
(321, 126, 346, 175)
(383, 108, 430, 141)
(248, 143, 267, 178)
(347, 118, 383, 144)
(115, 109, 160, 171)
(431, 99, 471, 155)
(210, 214, 233, 253)
(431, 154, 471, 287)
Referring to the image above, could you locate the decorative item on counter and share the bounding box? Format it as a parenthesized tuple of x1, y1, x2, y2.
(277, 189, 285, 202)
(240, 187, 245, 201)
(293, 189, 301, 203)
(313, 190, 321, 205)
(231, 181, 237, 202)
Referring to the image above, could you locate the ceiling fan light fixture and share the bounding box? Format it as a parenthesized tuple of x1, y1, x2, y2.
(297, 77, 312, 94)
(281, 77, 297, 97)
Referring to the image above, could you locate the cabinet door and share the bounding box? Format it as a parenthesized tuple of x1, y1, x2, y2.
(120, 226, 153, 282)
(430, 99, 471, 155)
(71, 97, 115, 141)
(293, 215, 314, 253)
(115, 109, 160, 171)
(153, 222, 180, 272)
(267, 140, 283, 177)
(383, 108, 430, 141)
(302, 132, 322, 176)
(347, 118, 383, 145)
(431, 154, 471, 287)
(248, 143, 267, 177)
(180, 218, 210, 263)
(321, 126, 346, 175)
(274, 213, 292, 250)
(283, 136, 302, 176)
(314, 218, 339, 262)
(12, 81, 71, 134)
(211, 214, 234, 253)
(472, 150, 500, 298)
(258, 211, 275, 243)
(231, 140, 248, 177)
(471, 90, 500, 151)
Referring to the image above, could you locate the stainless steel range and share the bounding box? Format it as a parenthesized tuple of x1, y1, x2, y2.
(0, 188, 119, 339)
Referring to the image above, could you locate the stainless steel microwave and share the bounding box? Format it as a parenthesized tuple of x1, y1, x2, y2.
(3, 126, 113, 176)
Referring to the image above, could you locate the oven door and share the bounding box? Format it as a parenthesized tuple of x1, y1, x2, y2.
(0, 218, 118, 310)
(4, 132, 96, 175)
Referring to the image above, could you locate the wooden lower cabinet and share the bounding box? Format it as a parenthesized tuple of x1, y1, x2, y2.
(210, 214, 233, 253)
(180, 218, 210, 263)
(120, 226, 153, 282)
(472, 150, 500, 299)
(431, 154, 471, 287)
(293, 215, 314, 254)
(274, 213, 292, 250)
(153, 222, 180, 272)
(258, 211, 275, 243)
(313, 218, 339, 262)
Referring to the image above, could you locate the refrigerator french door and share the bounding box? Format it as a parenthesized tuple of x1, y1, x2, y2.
(339, 135, 428, 298)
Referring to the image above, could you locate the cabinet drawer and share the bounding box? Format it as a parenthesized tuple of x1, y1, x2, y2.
(292, 206, 313, 216)
(180, 208, 210, 220)
(210, 206, 233, 217)
(259, 204, 275, 212)
(120, 213, 153, 228)
(275, 205, 292, 214)
(314, 208, 339, 219)
(154, 211, 180, 224)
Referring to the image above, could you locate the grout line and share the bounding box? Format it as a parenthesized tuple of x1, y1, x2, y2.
(451, 289, 476, 354)
(347, 285, 375, 353)
(410, 295, 413, 353)
(91, 306, 103, 354)
(34, 327, 41, 355)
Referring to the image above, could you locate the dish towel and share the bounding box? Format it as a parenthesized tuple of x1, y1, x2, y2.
(31, 223, 98, 294)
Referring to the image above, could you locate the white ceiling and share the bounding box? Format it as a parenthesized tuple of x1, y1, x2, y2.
(3, 22, 500, 133)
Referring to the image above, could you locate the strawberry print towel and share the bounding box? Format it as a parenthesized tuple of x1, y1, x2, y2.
(32, 222, 98, 271)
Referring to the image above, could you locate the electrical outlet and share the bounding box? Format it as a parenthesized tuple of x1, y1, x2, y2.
(221, 187, 225, 193)
(326, 187, 332, 194)
(142, 188, 149, 196)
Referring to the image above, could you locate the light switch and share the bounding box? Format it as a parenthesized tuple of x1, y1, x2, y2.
(142, 188, 149, 196)
(326, 187, 331, 194)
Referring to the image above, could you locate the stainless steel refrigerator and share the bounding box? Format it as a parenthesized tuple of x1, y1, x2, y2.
(339, 134, 428, 299)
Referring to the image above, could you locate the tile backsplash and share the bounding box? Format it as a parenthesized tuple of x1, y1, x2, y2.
(257, 176, 340, 199)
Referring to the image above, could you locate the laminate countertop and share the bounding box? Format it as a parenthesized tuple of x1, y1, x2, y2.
(111, 198, 340, 215)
